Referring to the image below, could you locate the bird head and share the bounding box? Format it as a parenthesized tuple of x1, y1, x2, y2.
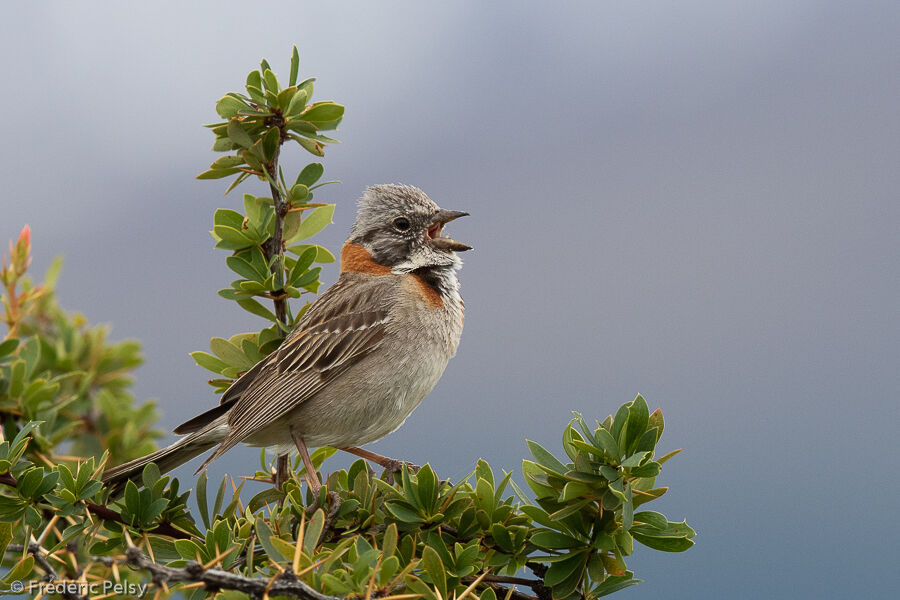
(348, 184, 470, 272)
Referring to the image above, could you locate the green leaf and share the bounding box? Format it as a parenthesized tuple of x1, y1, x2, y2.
(530, 529, 584, 550)
(526, 440, 568, 474)
(561, 480, 592, 502)
(287, 119, 316, 134)
(286, 88, 309, 118)
(621, 451, 650, 469)
(562, 424, 582, 461)
(291, 134, 325, 156)
(290, 183, 309, 203)
(611, 403, 630, 443)
(625, 394, 649, 453)
(292, 204, 335, 242)
(657, 448, 683, 465)
(303, 509, 325, 554)
(216, 95, 248, 119)
(2, 556, 34, 585)
(19, 338, 40, 379)
(190, 351, 229, 374)
(295, 163, 324, 187)
(301, 102, 344, 124)
(18, 468, 45, 498)
(381, 522, 398, 558)
(648, 408, 665, 442)
(263, 69, 280, 94)
(593, 572, 642, 597)
(0, 522, 14, 559)
(297, 77, 315, 103)
(261, 127, 279, 162)
(475, 458, 495, 488)
(632, 486, 667, 509)
(210, 155, 246, 170)
(593, 427, 622, 460)
(287, 244, 335, 263)
(246, 69, 262, 92)
(226, 256, 264, 282)
(0, 338, 19, 358)
(288, 247, 317, 285)
(227, 119, 254, 149)
(520, 506, 556, 529)
(630, 519, 696, 540)
(421, 546, 447, 599)
(633, 428, 659, 453)
(474, 477, 495, 517)
(548, 498, 591, 521)
(633, 510, 668, 529)
(384, 502, 424, 524)
(630, 461, 660, 478)
(236, 299, 277, 322)
(282, 211, 302, 241)
(289, 46, 300, 86)
(209, 338, 254, 369)
(294, 131, 340, 144)
(174, 539, 206, 562)
(292, 267, 321, 290)
(544, 550, 588, 588)
(213, 224, 255, 247)
(416, 464, 437, 511)
(254, 518, 285, 562)
(622, 482, 634, 530)
(631, 531, 695, 552)
(276, 87, 297, 111)
(245, 84, 267, 107)
(9, 360, 25, 397)
(247, 488, 284, 513)
(196, 472, 210, 530)
(522, 460, 559, 499)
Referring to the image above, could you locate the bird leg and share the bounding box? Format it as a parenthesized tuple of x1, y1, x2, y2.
(273, 453, 290, 490)
(290, 429, 322, 496)
(340, 446, 420, 484)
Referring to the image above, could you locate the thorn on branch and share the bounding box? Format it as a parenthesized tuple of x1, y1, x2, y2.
(6, 543, 88, 600)
(124, 545, 348, 600)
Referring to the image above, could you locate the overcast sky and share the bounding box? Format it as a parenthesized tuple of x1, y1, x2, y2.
(2, 2, 899, 598)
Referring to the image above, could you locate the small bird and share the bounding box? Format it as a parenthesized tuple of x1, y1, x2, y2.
(103, 185, 470, 492)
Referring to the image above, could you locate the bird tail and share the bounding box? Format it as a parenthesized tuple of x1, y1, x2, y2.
(102, 425, 225, 491)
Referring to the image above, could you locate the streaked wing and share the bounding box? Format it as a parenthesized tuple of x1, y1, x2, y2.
(202, 275, 396, 462)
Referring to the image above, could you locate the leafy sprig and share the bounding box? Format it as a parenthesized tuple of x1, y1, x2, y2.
(192, 47, 344, 394)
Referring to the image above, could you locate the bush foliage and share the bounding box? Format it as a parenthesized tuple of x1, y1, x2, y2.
(0, 48, 693, 599)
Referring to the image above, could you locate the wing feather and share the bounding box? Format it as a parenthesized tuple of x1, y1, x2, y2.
(197, 275, 396, 467)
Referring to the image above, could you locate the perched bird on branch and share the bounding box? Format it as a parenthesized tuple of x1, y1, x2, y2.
(103, 184, 470, 493)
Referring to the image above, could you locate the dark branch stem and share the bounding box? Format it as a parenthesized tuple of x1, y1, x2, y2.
(462, 571, 552, 600)
(0, 473, 192, 540)
(479, 575, 542, 586)
(125, 546, 344, 600)
(7, 543, 88, 600)
(263, 142, 289, 335)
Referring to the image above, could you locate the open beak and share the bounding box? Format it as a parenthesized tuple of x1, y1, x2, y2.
(427, 209, 471, 251)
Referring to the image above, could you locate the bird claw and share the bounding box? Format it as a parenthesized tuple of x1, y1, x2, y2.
(383, 460, 420, 485)
(306, 490, 340, 517)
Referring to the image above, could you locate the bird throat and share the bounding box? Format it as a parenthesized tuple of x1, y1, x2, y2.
(340, 242, 461, 308)
(411, 264, 460, 309)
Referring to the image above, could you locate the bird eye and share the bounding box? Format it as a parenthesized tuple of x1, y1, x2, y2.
(393, 217, 411, 232)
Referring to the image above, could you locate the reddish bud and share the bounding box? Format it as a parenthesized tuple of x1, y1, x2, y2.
(13, 225, 31, 276)
(17, 225, 31, 248)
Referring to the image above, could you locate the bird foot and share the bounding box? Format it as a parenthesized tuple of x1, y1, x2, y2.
(306, 490, 341, 526)
(382, 460, 420, 485)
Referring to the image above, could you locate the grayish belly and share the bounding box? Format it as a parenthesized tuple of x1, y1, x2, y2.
(242, 341, 451, 449)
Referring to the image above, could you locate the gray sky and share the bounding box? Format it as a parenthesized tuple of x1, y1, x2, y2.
(2, 2, 899, 597)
